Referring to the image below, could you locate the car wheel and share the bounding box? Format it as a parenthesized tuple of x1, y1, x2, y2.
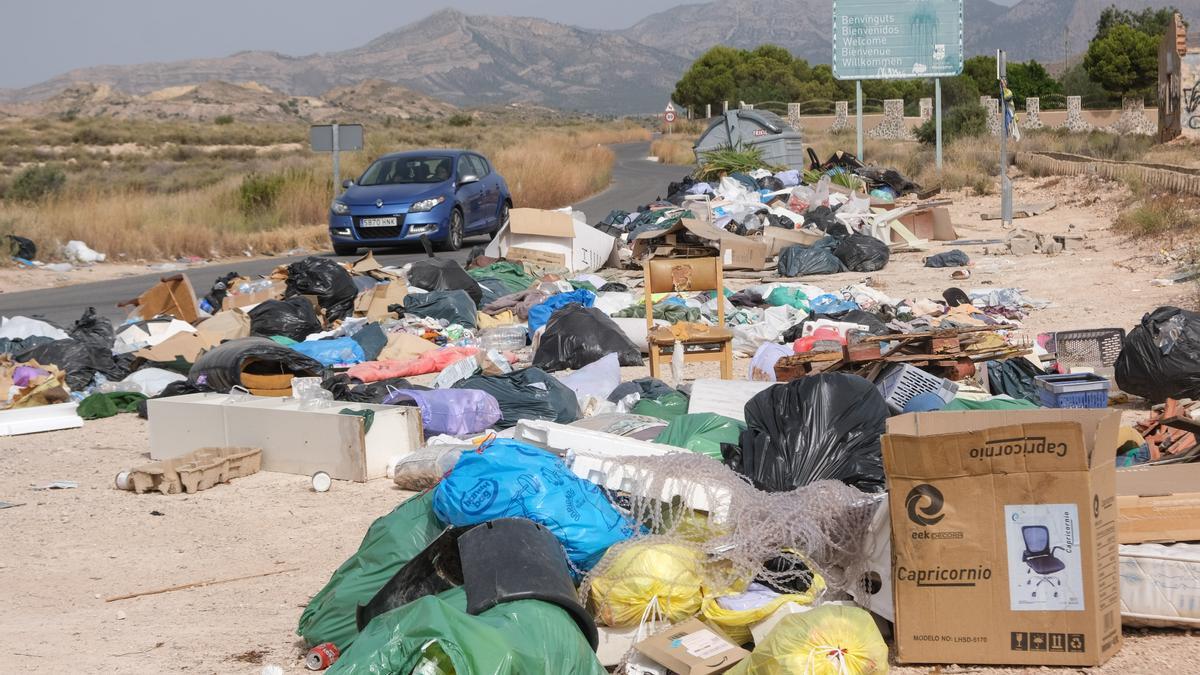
(333, 244, 358, 256)
(491, 202, 510, 241)
(440, 208, 464, 251)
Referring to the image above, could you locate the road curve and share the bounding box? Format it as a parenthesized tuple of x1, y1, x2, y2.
(0, 141, 688, 326)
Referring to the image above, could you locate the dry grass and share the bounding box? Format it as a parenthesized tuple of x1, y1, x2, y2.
(651, 138, 697, 165)
(0, 119, 649, 259)
(1114, 196, 1200, 238)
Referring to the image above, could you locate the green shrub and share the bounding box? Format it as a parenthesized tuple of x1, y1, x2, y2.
(214, 115, 234, 125)
(6, 165, 66, 203)
(447, 113, 474, 127)
(238, 172, 286, 215)
(915, 104, 988, 145)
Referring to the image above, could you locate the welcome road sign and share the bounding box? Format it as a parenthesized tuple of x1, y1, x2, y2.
(833, 0, 964, 80)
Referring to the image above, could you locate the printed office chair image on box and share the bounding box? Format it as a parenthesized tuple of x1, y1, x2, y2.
(1021, 525, 1067, 598)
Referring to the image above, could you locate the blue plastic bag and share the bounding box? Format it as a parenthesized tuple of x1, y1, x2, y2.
(808, 294, 860, 315)
(527, 290, 596, 334)
(291, 337, 366, 366)
(432, 439, 634, 572)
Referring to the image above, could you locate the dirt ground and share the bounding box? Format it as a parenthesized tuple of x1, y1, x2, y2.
(4, 171, 1200, 673)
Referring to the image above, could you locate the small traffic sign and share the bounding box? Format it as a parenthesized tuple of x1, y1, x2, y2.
(665, 102, 675, 113)
(664, 111, 677, 124)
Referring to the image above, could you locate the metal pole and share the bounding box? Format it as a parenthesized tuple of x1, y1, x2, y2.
(332, 123, 341, 197)
(856, 80, 864, 161)
(935, 78, 943, 169)
(997, 51, 1012, 227)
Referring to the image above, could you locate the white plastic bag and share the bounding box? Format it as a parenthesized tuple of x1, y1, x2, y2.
(62, 240, 106, 264)
(557, 352, 621, 405)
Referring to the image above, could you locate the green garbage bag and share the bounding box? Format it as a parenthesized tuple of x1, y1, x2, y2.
(766, 287, 809, 311)
(330, 586, 605, 675)
(297, 492, 445, 650)
(633, 391, 690, 421)
(944, 395, 1038, 411)
(654, 413, 746, 460)
(467, 262, 536, 295)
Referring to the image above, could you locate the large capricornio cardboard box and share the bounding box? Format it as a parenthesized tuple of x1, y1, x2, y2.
(883, 409, 1122, 667)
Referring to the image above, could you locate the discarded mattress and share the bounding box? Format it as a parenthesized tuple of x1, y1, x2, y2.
(1120, 543, 1200, 628)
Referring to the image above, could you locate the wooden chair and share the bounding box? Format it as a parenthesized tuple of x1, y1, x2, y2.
(644, 256, 734, 380)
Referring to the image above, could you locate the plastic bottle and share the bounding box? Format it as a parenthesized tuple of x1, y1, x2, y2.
(410, 641, 455, 675)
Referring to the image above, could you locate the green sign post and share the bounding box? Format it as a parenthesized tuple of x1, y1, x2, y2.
(832, 0, 964, 166)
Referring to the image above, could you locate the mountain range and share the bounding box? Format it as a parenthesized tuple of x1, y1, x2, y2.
(2, 0, 1196, 116)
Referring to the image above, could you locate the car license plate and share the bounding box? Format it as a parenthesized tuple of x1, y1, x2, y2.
(359, 217, 397, 228)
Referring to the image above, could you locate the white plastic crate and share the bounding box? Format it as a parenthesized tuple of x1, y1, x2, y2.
(876, 363, 959, 413)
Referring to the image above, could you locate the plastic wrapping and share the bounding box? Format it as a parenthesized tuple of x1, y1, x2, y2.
(15, 339, 107, 391)
(391, 445, 468, 491)
(527, 289, 596, 335)
(701, 580, 825, 645)
(432, 439, 634, 571)
(728, 374, 888, 493)
(632, 390, 689, 421)
(532, 304, 644, 372)
(249, 297, 321, 341)
(68, 307, 115, 352)
(285, 256, 358, 323)
(403, 290, 478, 328)
(453, 367, 580, 428)
(382, 388, 502, 436)
(290, 336, 367, 366)
(986, 357, 1044, 404)
(729, 605, 888, 675)
(1116, 306, 1200, 403)
(187, 336, 324, 393)
(834, 233, 890, 272)
(408, 258, 483, 305)
(297, 491, 445, 650)
(556, 352, 622, 404)
(777, 244, 846, 277)
(347, 347, 477, 383)
(749, 343, 794, 381)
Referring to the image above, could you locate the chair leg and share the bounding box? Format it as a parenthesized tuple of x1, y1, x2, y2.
(648, 346, 659, 379)
(720, 345, 733, 379)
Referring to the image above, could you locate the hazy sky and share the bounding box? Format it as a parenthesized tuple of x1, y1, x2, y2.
(0, 0, 1023, 89)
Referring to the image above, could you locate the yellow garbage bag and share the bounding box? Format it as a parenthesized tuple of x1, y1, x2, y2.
(588, 543, 706, 627)
(701, 574, 826, 644)
(730, 605, 888, 675)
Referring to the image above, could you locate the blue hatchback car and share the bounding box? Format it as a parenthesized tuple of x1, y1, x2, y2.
(328, 150, 512, 255)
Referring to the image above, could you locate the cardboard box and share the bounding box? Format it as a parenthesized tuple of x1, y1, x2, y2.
(883, 410, 1122, 667)
(1116, 462, 1200, 544)
(633, 218, 768, 271)
(126, 275, 200, 323)
(354, 280, 408, 320)
(634, 619, 749, 675)
(892, 207, 957, 243)
(762, 226, 826, 257)
(484, 208, 617, 272)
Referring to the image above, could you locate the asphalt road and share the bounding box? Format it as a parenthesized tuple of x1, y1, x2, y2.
(0, 141, 686, 326)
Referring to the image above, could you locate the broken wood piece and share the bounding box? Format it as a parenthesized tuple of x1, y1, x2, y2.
(106, 567, 299, 602)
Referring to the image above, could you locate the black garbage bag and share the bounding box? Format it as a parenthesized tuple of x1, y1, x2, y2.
(6, 234, 36, 259)
(248, 297, 321, 341)
(778, 244, 846, 277)
(403, 290, 477, 329)
(855, 167, 920, 195)
(725, 373, 888, 493)
(1, 335, 54, 355)
(16, 339, 106, 391)
(833, 233, 890, 272)
(474, 277, 511, 308)
(188, 337, 323, 393)
(69, 307, 115, 352)
(201, 271, 240, 313)
(1116, 306, 1200, 402)
(765, 213, 795, 229)
(138, 379, 212, 418)
(408, 258, 483, 306)
(453, 367, 580, 429)
(532, 304, 644, 372)
(924, 250, 970, 268)
(782, 310, 891, 343)
(322, 374, 429, 404)
(803, 205, 847, 237)
(986, 358, 1044, 404)
(608, 377, 680, 403)
(285, 256, 357, 323)
(599, 282, 628, 293)
(757, 176, 785, 192)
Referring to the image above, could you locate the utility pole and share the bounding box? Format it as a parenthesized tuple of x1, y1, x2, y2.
(997, 50, 1012, 228)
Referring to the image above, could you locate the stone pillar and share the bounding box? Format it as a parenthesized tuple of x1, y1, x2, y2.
(1022, 97, 1044, 129)
(1107, 97, 1156, 135)
(787, 102, 803, 132)
(919, 98, 933, 123)
(981, 97, 1001, 136)
(867, 99, 915, 141)
(1058, 95, 1092, 132)
(722, 100, 729, 114)
(831, 100, 851, 133)
(705, 103, 711, 119)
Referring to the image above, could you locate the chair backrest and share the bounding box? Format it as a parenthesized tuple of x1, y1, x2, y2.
(1021, 525, 1050, 555)
(642, 256, 724, 331)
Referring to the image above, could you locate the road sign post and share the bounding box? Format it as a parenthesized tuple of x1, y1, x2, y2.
(310, 124, 364, 196)
(664, 102, 677, 134)
(833, 0, 964, 166)
(997, 50, 1013, 227)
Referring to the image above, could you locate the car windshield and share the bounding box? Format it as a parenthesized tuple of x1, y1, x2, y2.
(358, 156, 453, 186)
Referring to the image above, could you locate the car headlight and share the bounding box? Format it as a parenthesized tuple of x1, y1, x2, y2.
(331, 200, 350, 215)
(409, 196, 446, 213)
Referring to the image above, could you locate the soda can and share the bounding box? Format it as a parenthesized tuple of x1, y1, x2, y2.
(305, 642, 340, 670)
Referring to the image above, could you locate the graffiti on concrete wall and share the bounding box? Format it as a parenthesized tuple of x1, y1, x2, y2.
(1187, 79, 1200, 130)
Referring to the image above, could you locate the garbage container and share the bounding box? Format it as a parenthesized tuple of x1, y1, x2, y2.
(694, 110, 805, 171)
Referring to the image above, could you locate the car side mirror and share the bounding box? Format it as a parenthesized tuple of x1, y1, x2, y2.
(458, 174, 479, 186)
(342, 179, 354, 189)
